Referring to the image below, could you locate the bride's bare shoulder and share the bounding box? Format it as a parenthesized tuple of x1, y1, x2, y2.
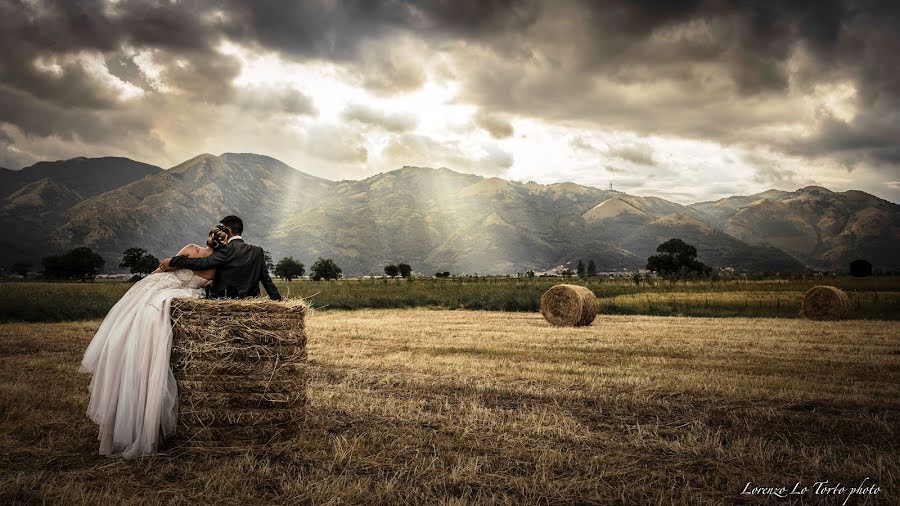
(175, 243, 212, 258)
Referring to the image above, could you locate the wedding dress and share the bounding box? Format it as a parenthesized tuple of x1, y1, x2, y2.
(80, 269, 211, 458)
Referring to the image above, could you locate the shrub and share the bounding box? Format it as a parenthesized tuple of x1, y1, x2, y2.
(120, 248, 159, 278)
(646, 239, 711, 278)
(42, 247, 105, 282)
(275, 257, 305, 281)
(310, 258, 342, 281)
(849, 259, 872, 277)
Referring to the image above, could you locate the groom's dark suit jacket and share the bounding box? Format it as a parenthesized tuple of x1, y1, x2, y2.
(170, 239, 281, 300)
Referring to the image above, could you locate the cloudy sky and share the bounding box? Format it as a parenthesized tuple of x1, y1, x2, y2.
(1, 0, 898, 203)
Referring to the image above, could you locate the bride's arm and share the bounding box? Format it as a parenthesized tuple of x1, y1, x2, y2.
(157, 244, 201, 272)
(166, 243, 229, 271)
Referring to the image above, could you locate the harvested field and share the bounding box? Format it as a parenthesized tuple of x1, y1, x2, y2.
(0, 310, 897, 504)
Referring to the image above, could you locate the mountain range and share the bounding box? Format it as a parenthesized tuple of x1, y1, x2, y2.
(1, 153, 897, 275)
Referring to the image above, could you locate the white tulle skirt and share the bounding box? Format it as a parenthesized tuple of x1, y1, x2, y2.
(80, 270, 207, 458)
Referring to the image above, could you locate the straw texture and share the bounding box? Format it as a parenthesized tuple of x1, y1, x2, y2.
(539, 284, 598, 327)
(170, 298, 308, 448)
(802, 285, 849, 320)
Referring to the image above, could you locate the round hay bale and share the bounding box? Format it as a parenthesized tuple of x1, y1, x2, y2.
(540, 284, 598, 327)
(802, 285, 849, 320)
(170, 298, 309, 448)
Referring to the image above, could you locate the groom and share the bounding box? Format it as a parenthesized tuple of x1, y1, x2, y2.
(162, 215, 282, 300)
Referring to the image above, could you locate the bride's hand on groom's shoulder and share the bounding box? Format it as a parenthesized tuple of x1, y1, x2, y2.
(159, 258, 172, 271)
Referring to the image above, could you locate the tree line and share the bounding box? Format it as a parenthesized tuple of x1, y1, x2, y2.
(7, 246, 345, 282)
(4, 240, 881, 281)
(261, 252, 344, 281)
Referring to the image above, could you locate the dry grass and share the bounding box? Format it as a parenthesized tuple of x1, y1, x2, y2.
(0, 311, 898, 504)
(4, 276, 899, 322)
(598, 289, 900, 318)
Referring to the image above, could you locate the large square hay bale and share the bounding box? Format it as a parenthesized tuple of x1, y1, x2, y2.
(170, 298, 308, 448)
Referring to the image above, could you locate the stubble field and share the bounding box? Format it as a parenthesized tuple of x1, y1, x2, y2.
(1, 309, 897, 504)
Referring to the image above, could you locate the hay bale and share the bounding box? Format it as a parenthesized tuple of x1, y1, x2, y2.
(802, 285, 849, 320)
(170, 298, 308, 448)
(540, 284, 598, 327)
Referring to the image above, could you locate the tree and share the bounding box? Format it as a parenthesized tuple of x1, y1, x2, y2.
(576, 259, 586, 278)
(120, 248, 146, 272)
(586, 259, 597, 277)
(12, 261, 31, 278)
(310, 257, 342, 281)
(397, 263, 412, 278)
(275, 257, 305, 281)
(138, 254, 160, 276)
(43, 247, 105, 281)
(645, 238, 710, 278)
(41, 255, 64, 279)
(68, 247, 106, 281)
(526, 270, 535, 278)
(384, 264, 399, 278)
(264, 250, 275, 272)
(849, 259, 873, 277)
(120, 248, 159, 278)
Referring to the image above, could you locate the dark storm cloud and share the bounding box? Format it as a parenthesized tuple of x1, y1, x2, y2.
(0, 0, 898, 180)
(562, 0, 851, 93)
(221, 0, 539, 58)
(743, 153, 801, 188)
(0, 84, 152, 143)
(571, 136, 656, 166)
(235, 86, 318, 116)
(606, 142, 656, 166)
(0, 128, 30, 169)
(218, 0, 539, 94)
(341, 104, 417, 132)
(788, 108, 900, 166)
(0, 0, 241, 155)
(0, 0, 225, 106)
(0, 0, 537, 144)
(474, 111, 514, 139)
(452, 0, 900, 166)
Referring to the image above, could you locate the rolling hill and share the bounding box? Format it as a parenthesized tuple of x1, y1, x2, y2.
(690, 186, 900, 271)
(0, 157, 163, 269)
(2, 153, 896, 275)
(0, 157, 162, 200)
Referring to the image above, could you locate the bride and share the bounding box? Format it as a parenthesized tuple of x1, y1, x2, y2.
(79, 224, 229, 458)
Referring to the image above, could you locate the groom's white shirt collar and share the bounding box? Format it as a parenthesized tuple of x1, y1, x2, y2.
(227, 235, 243, 243)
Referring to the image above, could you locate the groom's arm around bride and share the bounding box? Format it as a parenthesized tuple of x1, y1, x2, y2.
(164, 215, 282, 300)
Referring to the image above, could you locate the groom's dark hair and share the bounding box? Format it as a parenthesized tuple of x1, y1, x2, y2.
(220, 215, 243, 236)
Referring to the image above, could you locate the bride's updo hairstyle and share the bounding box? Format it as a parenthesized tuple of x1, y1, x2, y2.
(207, 224, 230, 249)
